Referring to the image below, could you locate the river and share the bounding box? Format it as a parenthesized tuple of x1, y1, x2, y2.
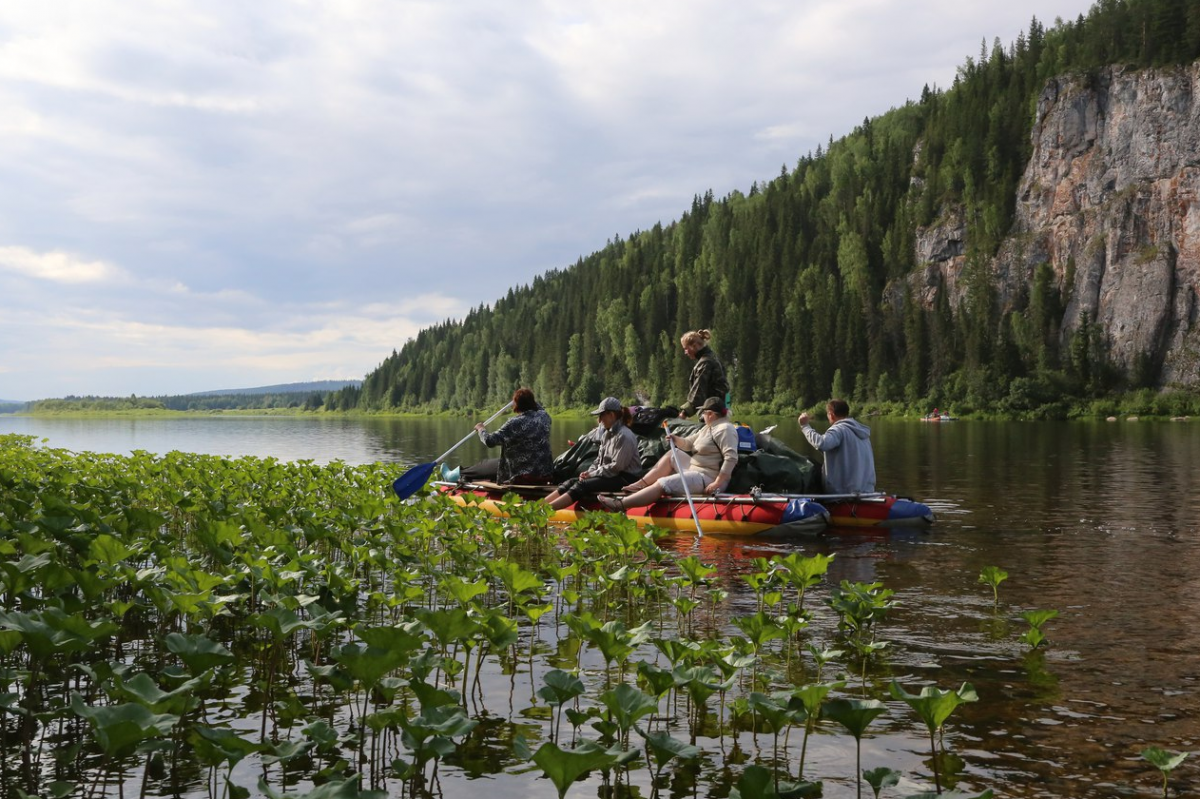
(2, 412, 1198, 796)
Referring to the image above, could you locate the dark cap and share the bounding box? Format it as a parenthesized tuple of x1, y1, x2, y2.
(590, 397, 622, 415)
(699, 396, 727, 415)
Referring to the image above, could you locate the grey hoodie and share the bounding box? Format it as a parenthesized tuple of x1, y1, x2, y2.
(800, 417, 877, 494)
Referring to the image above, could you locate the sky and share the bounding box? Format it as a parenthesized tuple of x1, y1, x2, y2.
(0, 1, 1095, 401)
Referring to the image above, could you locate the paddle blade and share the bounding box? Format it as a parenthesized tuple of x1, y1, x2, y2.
(392, 462, 437, 500)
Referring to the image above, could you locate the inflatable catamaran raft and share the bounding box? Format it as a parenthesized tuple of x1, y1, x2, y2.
(414, 411, 933, 536)
(434, 480, 933, 536)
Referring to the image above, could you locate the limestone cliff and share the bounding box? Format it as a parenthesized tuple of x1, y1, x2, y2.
(914, 64, 1200, 387)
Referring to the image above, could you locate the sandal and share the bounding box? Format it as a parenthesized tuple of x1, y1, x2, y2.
(598, 495, 625, 512)
(621, 479, 649, 493)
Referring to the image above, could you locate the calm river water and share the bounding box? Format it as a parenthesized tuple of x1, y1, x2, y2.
(2, 412, 1198, 797)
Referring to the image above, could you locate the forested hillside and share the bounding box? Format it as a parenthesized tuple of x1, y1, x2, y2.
(334, 0, 1200, 417)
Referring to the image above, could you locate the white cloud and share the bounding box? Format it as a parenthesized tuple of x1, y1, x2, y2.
(0, 246, 125, 283)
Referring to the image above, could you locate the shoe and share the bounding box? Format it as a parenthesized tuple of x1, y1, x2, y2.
(620, 479, 648, 493)
(439, 464, 460, 482)
(597, 495, 625, 512)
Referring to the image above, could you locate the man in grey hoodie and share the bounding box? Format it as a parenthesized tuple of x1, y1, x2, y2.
(798, 399, 876, 494)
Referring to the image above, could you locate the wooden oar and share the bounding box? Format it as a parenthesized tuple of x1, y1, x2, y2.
(663, 421, 704, 537)
(392, 401, 514, 500)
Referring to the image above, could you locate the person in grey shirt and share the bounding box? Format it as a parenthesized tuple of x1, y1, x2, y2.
(545, 397, 642, 510)
(798, 398, 876, 494)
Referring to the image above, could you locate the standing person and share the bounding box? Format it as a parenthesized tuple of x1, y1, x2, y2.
(544, 397, 642, 510)
(678, 329, 730, 419)
(797, 398, 876, 494)
(452, 388, 553, 485)
(600, 396, 738, 511)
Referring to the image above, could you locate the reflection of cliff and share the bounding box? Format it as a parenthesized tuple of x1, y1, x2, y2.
(915, 65, 1200, 386)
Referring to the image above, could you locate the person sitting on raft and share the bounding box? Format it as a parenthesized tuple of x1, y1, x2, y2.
(798, 398, 876, 494)
(447, 387, 553, 485)
(599, 396, 738, 511)
(544, 397, 642, 510)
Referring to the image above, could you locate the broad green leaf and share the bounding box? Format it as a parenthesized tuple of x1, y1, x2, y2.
(639, 728, 700, 772)
(357, 622, 425, 656)
(1142, 746, 1189, 772)
(164, 632, 235, 673)
(821, 697, 887, 740)
(531, 741, 622, 799)
(87, 534, 133, 566)
(71, 694, 179, 757)
(188, 725, 263, 768)
(538, 669, 585, 707)
(1019, 609, 1058, 628)
(598, 683, 658, 732)
(889, 681, 978, 733)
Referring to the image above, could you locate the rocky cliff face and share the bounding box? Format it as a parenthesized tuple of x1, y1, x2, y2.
(914, 64, 1200, 387)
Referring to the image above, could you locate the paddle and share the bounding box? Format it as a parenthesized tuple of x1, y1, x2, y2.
(663, 421, 704, 537)
(392, 400, 515, 500)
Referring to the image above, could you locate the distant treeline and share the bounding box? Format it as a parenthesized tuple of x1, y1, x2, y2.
(325, 0, 1200, 419)
(29, 392, 328, 413)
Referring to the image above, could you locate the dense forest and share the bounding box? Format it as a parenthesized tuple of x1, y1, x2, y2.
(361, 2, 1192, 416)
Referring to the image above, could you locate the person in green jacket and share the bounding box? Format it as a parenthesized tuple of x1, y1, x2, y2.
(678, 328, 730, 418)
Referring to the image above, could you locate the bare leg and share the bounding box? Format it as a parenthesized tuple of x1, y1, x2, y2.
(602, 482, 667, 510)
(548, 492, 575, 511)
(622, 454, 675, 492)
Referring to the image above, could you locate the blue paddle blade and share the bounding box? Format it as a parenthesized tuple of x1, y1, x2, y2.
(392, 461, 437, 500)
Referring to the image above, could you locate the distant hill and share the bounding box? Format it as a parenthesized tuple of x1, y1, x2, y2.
(24, 380, 364, 413)
(0, 400, 26, 413)
(189, 380, 361, 397)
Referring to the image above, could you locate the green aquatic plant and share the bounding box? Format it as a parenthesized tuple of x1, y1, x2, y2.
(821, 697, 888, 799)
(829, 581, 895, 686)
(71, 693, 180, 799)
(732, 611, 785, 685)
(1019, 608, 1059, 649)
(257, 774, 386, 799)
(565, 613, 650, 686)
(1142, 746, 1189, 798)
(599, 683, 659, 747)
(775, 551, 835, 612)
(538, 669, 586, 743)
(638, 726, 701, 796)
(747, 691, 805, 787)
(729, 763, 821, 798)
(786, 679, 845, 778)
(862, 766, 900, 798)
(977, 566, 1007, 607)
(524, 738, 635, 799)
(889, 680, 979, 794)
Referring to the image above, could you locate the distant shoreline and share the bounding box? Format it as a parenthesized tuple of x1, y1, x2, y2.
(9, 404, 1196, 422)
